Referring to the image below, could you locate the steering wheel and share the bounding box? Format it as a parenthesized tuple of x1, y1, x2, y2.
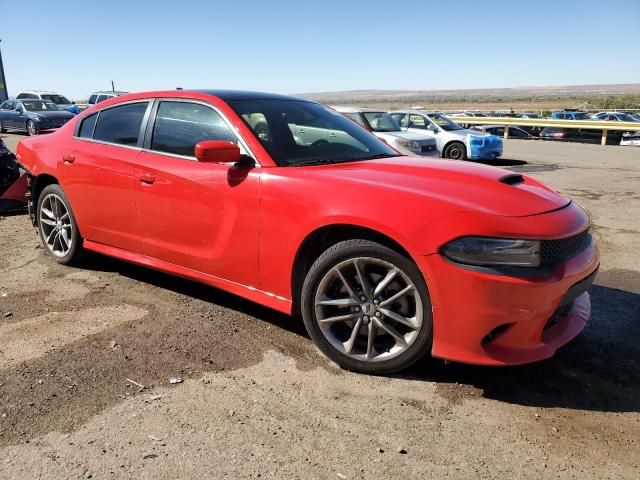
(310, 139, 329, 148)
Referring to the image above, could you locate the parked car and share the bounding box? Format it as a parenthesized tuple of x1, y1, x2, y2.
(16, 91, 80, 114)
(471, 125, 537, 139)
(620, 131, 640, 146)
(539, 127, 622, 145)
(518, 112, 544, 119)
(0, 138, 27, 212)
(88, 91, 129, 106)
(0, 99, 75, 136)
(591, 112, 640, 122)
(389, 110, 503, 160)
(16, 89, 598, 374)
(332, 106, 437, 156)
(551, 111, 592, 120)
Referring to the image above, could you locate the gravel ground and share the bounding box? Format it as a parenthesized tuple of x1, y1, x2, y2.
(0, 133, 639, 479)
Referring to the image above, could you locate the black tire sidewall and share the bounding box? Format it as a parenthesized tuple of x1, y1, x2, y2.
(445, 141, 466, 160)
(301, 240, 433, 374)
(36, 184, 82, 265)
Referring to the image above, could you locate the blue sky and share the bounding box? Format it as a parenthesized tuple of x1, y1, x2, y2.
(1, 0, 639, 99)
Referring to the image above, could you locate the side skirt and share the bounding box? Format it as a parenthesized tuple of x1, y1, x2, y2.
(82, 240, 293, 315)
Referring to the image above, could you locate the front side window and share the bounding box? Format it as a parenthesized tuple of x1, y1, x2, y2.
(229, 100, 400, 166)
(151, 101, 237, 157)
(408, 114, 428, 129)
(93, 102, 148, 146)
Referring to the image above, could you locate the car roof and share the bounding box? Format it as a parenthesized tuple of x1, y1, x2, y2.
(190, 89, 309, 102)
(330, 105, 385, 114)
(91, 91, 129, 95)
(390, 109, 442, 115)
(18, 90, 60, 94)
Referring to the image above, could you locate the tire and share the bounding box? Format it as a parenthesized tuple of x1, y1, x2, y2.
(26, 120, 38, 136)
(301, 239, 433, 374)
(36, 184, 83, 265)
(443, 141, 467, 160)
(0, 121, 6, 133)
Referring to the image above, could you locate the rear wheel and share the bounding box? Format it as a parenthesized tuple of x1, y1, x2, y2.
(26, 120, 38, 136)
(443, 141, 467, 160)
(301, 240, 433, 374)
(36, 184, 83, 265)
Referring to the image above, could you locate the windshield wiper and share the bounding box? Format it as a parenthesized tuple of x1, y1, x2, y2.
(291, 153, 398, 167)
(357, 153, 399, 160)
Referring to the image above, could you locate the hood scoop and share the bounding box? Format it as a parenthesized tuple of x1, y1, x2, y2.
(498, 173, 525, 186)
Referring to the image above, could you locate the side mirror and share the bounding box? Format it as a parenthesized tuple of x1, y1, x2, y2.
(195, 140, 242, 164)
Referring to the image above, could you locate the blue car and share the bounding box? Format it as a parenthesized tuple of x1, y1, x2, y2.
(0, 99, 75, 136)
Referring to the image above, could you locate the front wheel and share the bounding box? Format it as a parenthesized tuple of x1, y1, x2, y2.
(26, 120, 38, 136)
(301, 240, 433, 374)
(36, 184, 83, 265)
(443, 141, 467, 160)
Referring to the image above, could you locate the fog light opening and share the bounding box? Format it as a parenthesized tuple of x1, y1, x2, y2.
(482, 323, 514, 345)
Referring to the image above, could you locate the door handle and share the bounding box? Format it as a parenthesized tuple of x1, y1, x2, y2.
(137, 172, 155, 184)
(62, 154, 75, 164)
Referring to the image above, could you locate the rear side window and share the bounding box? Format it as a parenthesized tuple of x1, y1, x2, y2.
(151, 101, 236, 157)
(78, 113, 98, 138)
(96, 95, 111, 103)
(17, 93, 38, 99)
(93, 102, 148, 146)
(88, 95, 98, 104)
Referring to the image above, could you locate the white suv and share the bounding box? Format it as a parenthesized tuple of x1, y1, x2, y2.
(16, 90, 80, 114)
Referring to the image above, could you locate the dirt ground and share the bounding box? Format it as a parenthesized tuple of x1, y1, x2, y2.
(0, 133, 639, 479)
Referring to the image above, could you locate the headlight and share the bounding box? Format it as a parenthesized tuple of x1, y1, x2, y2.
(395, 139, 420, 150)
(441, 237, 541, 267)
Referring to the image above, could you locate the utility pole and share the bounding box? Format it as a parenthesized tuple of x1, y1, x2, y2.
(0, 39, 8, 102)
(111, 80, 115, 93)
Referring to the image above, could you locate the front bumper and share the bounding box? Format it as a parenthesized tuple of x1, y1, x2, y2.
(418, 211, 599, 366)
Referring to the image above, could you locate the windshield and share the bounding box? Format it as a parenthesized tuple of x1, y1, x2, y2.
(574, 112, 591, 120)
(40, 94, 71, 105)
(228, 100, 400, 166)
(427, 113, 463, 131)
(22, 100, 61, 112)
(361, 112, 401, 132)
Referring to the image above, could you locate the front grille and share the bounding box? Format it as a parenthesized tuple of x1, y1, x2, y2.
(541, 229, 592, 266)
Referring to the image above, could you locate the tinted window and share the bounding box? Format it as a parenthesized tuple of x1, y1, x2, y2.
(151, 101, 237, 157)
(96, 95, 111, 103)
(93, 102, 148, 146)
(0, 101, 13, 110)
(88, 95, 98, 104)
(17, 93, 38, 99)
(78, 113, 98, 138)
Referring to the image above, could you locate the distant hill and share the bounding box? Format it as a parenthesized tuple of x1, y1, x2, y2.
(299, 84, 640, 112)
(301, 84, 640, 101)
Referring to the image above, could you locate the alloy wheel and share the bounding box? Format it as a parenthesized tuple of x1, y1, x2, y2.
(39, 193, 73, 257)
(314, 257, 424, 362)
(27, 120, 37, 136)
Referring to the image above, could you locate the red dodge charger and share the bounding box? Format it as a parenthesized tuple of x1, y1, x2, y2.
(16, 90, 599, 374)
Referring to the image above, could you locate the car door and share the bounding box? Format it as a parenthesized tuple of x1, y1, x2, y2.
(61, 102, 149, 253)
(133, 99, 261, 287)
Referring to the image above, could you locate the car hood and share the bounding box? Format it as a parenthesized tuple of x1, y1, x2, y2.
(375, 130, 431, 141)
(32, 111, 75, 119)
(303, 156, 569, 217)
